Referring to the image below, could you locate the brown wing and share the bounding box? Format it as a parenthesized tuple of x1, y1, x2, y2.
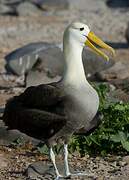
(3, 84, 67, 140)
(18, 83, 64, 108)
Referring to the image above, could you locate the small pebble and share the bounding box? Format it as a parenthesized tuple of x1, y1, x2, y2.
(119, 161, 127, 167)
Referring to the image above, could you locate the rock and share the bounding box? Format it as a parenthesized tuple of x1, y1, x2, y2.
(0, 0, 21, 5)
(26, 161, 89, 179)
(33, 46, 65, 77)
(26, 70, 61, 87)
(26, 47, 114, 86)
(68, 0, 106, 10)
(25, 45, 64, 86)
(0, 153, 8, 169)
(5, 42, 114, 86)
(5, 42, 54, 76)
(41, 0, 69, 10)
(26, 161, 54, 179)
(82, 49, 114, 77)
(123, 156, 129, 165)
(125, 22, 129, 44)
(121, 165, 129, 178)
(0, 4, 14, 15)
(119, 161, 127, 167)
(17, 2, 42, 16)
(108, 89, 129, 103)
(109, 77, 129, 92)
(96, 61, 129, 82)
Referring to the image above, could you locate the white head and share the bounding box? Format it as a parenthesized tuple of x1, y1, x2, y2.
(62, 22, 115, 85)
(63, 22, 115, 60)
(64, 22, 90, 47)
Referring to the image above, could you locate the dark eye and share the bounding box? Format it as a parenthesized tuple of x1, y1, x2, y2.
(80, 27, 84, 31)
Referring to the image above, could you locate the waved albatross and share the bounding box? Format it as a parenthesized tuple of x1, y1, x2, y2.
(3, 22, 115, 179)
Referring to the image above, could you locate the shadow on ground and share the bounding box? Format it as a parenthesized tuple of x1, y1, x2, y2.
(106, 0, 129, 8)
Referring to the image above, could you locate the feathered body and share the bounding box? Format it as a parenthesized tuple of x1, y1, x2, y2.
(3, 81, 99, 146)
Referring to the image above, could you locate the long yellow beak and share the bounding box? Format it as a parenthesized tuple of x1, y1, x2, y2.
(85, 31, 115, 61)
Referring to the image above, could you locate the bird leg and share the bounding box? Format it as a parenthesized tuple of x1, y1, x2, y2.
(49, 147, 63, 180)
(64, 144, 71, 178)
(63, 144, 94, 178)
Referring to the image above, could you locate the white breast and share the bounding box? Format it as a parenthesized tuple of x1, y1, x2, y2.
(65, 83, 99, 126)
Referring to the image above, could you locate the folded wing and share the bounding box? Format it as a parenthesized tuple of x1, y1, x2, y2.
(3, 84, 67, 140)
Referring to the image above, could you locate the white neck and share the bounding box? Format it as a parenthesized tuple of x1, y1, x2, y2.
(62, 37, 88, 86)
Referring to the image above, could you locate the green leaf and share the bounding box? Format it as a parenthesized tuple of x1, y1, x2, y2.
(121, 140, 129, 152)
(118, 131, 127, 141)
(110, 134, 121, 142)
(37, 144, 49, 155)
(114, 104, 126, 111)
(90, 136, 101, 146)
